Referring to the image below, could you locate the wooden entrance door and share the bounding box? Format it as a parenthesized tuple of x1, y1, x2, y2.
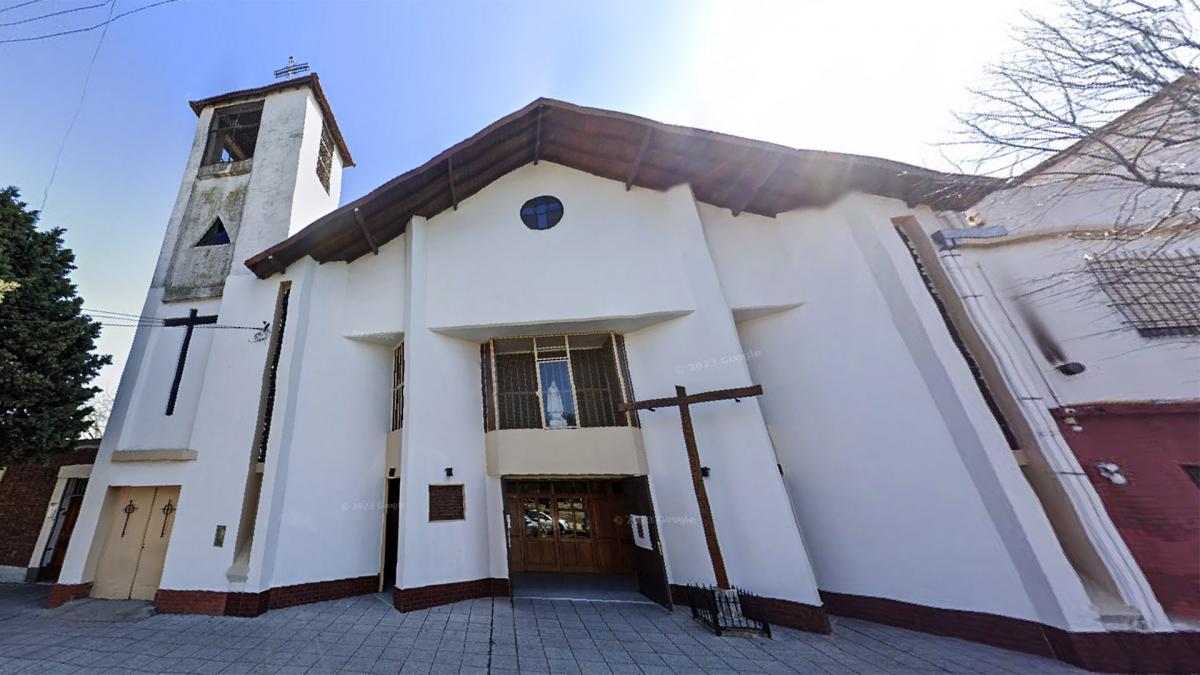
(504, 480, 634, 575)
(622, 476, 672, 608)
(92, 486, 180, 601)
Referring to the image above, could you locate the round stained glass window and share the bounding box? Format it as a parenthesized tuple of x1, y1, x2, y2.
(520, 195, 564, 230)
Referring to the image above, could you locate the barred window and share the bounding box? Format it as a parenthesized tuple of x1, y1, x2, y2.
(482, 333, 635, 431)
(315, 121, 334, 192)
(1089, 253, 1200, 338)
(202, 103, 263, 166)
(391, 343, 404, 431)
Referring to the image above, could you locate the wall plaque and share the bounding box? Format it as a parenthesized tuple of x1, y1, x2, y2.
(429, 484, 465, 521)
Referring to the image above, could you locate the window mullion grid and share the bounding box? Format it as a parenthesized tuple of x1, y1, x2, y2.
(609, 332, 631, 427)
(532, 338, 548, 429)
(489, 339, 500, 432)
(563, 336, 581, 429)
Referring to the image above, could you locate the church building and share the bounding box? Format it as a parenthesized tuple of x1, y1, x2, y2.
(48, 75, 1198, 672)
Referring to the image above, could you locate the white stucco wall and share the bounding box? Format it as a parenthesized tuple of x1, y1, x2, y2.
(341, 235, 406, 341)
(703, 193, 1102, 630)
(398, 215, 494, 588)
(392, 164, 821, 605)
(115, 294, 219, 452)
(256, 261, 390, 589)
(423, 163, 695, 333)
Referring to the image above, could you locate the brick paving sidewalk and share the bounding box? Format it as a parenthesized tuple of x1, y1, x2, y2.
(0, 583, 1084, 674)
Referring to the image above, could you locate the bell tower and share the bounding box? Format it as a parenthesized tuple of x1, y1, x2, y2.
(152, 74, 353, 303)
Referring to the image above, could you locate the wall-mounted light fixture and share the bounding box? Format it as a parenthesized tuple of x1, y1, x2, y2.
(444, 467, 453, 478)
(700, 466, 711, 478)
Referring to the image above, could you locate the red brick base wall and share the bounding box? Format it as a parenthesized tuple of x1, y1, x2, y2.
(669, 584, 831, 634)
(154, 589, 229, 615)
(1051, 401, 1200, 620)
(393, 578, 510, 612)
(821, 590, 1200, 673)
(153, 574, 378, 617)
(46, 582, 92, 608)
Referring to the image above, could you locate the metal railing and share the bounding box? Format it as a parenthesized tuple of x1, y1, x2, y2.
(685, 584, 771, 637)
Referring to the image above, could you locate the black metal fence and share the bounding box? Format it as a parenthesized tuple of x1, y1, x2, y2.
(685, 584, 771, 637)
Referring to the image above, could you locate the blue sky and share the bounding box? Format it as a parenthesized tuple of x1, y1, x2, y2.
(0, 0, 1052, 396)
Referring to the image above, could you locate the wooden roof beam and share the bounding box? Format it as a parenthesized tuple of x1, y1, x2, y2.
(625, 128, 652, 191)
(533, 105, 544, 165)
(730, 153, 783, 216)
(447, 157, 459, 211)
(353, 207, 380, 255)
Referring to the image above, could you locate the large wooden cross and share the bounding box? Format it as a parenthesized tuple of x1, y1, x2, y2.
(617, 384, 763, 590)
(164, 309, 218, 415)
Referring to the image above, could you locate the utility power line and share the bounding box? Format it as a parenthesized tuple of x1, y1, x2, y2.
(0, 0, 45, 15)
(0, 0, 177, 45)
(37, 0, 117, 213)
(0, 302, 265, 332)
(0, 0, 112, 28)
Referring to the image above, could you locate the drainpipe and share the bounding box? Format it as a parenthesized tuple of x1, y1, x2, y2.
(929, 213, 1172, 631)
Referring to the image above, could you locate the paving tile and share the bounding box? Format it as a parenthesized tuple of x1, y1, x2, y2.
(0, 584, 1093, 675)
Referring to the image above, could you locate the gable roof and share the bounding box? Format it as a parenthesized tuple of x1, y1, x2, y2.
(189, 73, 355, 167)
(244, 98, 996, 279)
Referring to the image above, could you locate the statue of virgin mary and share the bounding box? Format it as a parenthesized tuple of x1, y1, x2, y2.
(546, 380, 568, 428)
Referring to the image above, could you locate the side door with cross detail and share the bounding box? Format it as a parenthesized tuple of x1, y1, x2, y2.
(92, 485, 181, 600)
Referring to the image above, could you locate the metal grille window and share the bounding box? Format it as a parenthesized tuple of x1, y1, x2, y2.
(391, 343, 404, 431)
(1089, 252, 1200, 338)
(202, 102, 263, 166)
(483, 333, 633, 431)
(495, 350, 540, 429)
(315, 121, 334, 192)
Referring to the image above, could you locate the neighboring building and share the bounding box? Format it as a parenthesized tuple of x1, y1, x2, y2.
(916, 82, 1200, 626)
(49, 75, 1197, 672)
(0, 440, 98, 583)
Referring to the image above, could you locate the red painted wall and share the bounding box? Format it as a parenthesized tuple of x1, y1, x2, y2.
(1053, 402, 1200, 619)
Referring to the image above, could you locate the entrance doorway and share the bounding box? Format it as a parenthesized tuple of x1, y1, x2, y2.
(381, 477, 400, 590)
(92, 485, 180, 601)
(36, 477, 88, 582)
(503, 477, 671, 607)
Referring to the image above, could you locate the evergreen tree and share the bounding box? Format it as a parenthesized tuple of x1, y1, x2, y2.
(0, 187, 110, 464)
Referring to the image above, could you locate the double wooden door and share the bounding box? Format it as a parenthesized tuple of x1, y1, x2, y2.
(92, 486, 180, 601)
(504, 480, 634, 575)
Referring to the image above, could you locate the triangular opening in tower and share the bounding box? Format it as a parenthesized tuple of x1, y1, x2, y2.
(196, 218, 230, 247)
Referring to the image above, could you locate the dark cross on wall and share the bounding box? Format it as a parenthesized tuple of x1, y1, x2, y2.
(617, 384, 764, 590)
(164, 309, 218, 415)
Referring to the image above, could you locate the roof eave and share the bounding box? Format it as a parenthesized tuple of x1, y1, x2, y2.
(244, 98, 996, 279)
